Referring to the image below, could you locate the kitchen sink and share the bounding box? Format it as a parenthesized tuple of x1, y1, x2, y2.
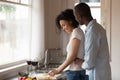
(37, 67, 56, 73)
(35, 63, 60, 73)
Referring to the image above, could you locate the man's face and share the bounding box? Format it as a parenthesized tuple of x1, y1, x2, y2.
(74, 10, 84, 25)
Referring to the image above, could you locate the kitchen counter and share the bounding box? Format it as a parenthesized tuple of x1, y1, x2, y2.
(36, 68, 66, 80)
(36, 72, 66, 80)
(55, 72, 66, 80)
(4, 71, 66, 80)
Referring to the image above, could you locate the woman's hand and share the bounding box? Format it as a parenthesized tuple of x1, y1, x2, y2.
(48, 69, 59, 76)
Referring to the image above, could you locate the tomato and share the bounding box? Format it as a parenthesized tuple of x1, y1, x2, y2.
(22, 77, 26, 80)
(18, 77, 26, 80)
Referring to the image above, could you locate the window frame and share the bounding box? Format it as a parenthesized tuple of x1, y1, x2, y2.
(101, 0, 111, 61)
(0, 60, 27, 80)
(0, 0, 32, 7)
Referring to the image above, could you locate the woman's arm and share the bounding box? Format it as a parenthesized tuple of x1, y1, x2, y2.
(48, 38, 80, 76)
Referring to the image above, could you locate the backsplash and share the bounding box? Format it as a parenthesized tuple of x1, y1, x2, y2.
(45, 48, 66, 65)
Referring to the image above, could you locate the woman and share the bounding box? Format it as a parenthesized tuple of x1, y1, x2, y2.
(48, 9, 85, 80)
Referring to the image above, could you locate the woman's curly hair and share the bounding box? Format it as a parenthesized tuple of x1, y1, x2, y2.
(56, 9, 79, 30)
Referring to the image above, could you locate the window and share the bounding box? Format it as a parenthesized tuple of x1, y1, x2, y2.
(0, 1, 32, 65)
(0, 0, 45, 79)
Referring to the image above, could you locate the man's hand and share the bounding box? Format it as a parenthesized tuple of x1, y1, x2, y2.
(74, 58, 84, 68)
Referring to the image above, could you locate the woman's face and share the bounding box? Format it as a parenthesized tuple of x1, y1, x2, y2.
(59, 20, 73, 34)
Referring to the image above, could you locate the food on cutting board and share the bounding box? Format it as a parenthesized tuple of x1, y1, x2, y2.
(36, 73, 56, 80)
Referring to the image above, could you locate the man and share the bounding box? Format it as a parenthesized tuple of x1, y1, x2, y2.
(74, 3, 111, 80)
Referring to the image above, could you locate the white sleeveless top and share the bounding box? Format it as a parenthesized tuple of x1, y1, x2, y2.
(65, 27, 85, 71)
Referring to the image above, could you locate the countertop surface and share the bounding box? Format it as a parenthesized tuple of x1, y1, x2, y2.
(4, 72, 66, 80)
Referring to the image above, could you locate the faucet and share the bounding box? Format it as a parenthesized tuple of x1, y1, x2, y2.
(44, 49, 48, 69)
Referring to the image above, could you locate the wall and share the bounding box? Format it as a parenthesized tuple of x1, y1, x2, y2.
(111, 0, 120, 80)
(44, 0, 64, 50)
(44, 0, 79, 54)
